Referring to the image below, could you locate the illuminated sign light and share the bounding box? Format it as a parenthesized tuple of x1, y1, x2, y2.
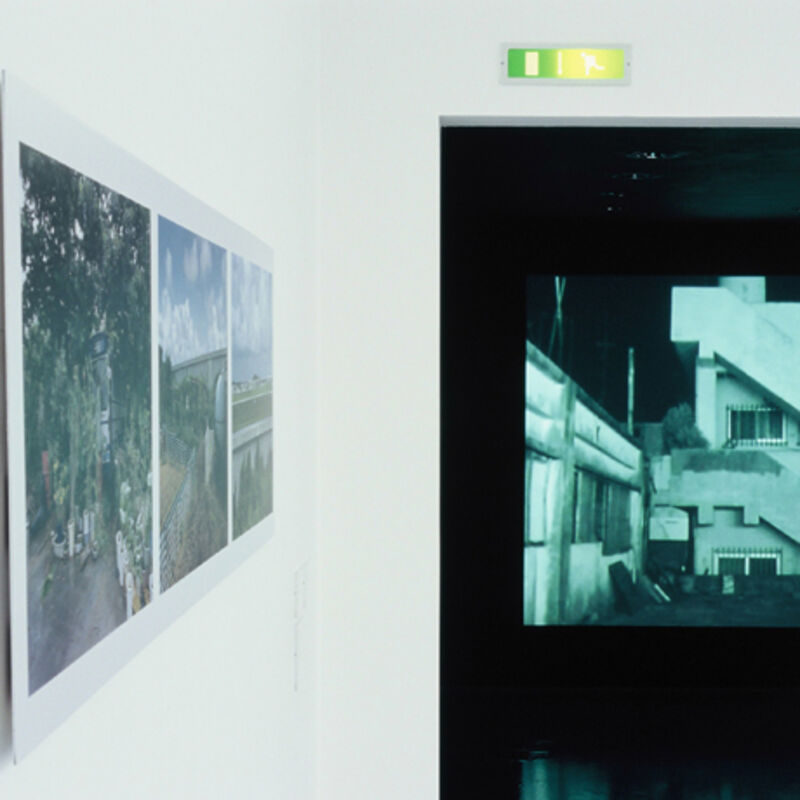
(500, 45, 631, 85)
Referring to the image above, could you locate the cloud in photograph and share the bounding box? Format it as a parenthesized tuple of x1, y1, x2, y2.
(164, 248, 174, 291)
(159, 216, 227, 365)
(231, 253, 273, 382)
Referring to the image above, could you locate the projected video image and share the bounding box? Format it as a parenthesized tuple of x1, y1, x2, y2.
(525, 274, 800, 626)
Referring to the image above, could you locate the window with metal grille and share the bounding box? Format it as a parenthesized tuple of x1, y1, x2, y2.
(717, 557, 746, 576)
(727, 405, 786, 446)
(749, 557, 778, 577)
(603, 482, 631, 556)
(713, 548, 781, 576)
(572, 469, 633, 554)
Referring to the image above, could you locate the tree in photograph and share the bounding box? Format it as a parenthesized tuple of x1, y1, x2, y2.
(21, 145, 150, 559)
(661, 403, 709, 452)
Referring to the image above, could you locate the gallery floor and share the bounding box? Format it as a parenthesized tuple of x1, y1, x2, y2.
(442, 687, 800, 799)
(445, 748, 800, 799)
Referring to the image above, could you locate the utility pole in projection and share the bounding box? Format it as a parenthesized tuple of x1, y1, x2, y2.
(627, 347, 635, 435)
(548, 276, 566, 366)
(596, 308, 614, 406)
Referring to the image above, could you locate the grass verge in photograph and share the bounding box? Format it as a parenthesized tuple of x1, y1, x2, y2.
(231, 254, 273, 538)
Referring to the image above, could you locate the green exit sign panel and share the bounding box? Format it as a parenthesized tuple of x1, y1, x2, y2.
(501, 44, 631, 85)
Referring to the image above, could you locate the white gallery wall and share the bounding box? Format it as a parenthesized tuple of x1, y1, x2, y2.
(316, 2, 800, 798)
(0, 1, 318, 798)
(1, 0, 800, 798)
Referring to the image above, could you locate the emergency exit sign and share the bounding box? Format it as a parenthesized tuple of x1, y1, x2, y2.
(500, 44, 631, 85)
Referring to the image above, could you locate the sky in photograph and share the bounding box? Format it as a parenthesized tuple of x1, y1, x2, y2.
(231, 253, 273, 382)
(159, 216, 227, 365)
(527, 273, 800, 426)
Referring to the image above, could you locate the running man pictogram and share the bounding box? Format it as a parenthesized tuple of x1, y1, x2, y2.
(580, 52, 606, 77)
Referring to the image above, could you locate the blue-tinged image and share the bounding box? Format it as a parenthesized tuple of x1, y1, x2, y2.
(231, 254, 273, 538)
(158, 217, 228, 590)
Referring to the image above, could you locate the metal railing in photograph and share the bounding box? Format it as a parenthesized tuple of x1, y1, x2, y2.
(163, 428, 193, 467)
(713, 547, 782, 577)
(160, 431, 196, 589)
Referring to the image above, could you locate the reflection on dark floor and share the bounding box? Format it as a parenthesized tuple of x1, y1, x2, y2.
(518, 752, 800, 799)
(441, 688, 800, 800)
(444, 750, 800, 800)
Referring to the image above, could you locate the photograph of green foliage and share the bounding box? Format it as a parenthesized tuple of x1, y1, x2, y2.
(21, 144, 152, 694)
(231, 254, 273, 538)
(159, 217, 228, 590)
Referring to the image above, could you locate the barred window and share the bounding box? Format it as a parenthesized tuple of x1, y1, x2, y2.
(717, 556, 746, 576)
(573, 470, 605, 544)
(603, 482, 631, 556)
(727, 405, 785, 446)
(572, 469, 633, 555)
(714, 547, 781, 576)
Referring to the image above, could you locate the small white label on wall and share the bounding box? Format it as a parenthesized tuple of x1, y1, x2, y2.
(293, 561, 310, 692)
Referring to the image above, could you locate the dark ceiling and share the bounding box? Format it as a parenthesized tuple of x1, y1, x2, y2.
(443, 125, 800, 220)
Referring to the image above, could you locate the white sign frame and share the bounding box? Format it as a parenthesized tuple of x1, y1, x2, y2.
(498, 43, 633, 87)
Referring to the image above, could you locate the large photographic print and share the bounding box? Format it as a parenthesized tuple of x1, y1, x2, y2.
(231, 254, 273, 538)
(22, 145, 152, 693)
(6, 75, 277, 759)
(158, 217, 228, 591)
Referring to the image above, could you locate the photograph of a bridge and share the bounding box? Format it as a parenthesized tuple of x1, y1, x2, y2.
(158, 216, 228, 591)
(21, 144, 153, 693)
(231, 254, 273, 538)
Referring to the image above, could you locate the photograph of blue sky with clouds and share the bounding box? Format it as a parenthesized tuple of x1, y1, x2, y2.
(231, 254, 272, 383)
(158, 217, 227, 366)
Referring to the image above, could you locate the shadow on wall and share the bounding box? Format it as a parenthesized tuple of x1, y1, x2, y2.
(1, 449, 11, 765)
